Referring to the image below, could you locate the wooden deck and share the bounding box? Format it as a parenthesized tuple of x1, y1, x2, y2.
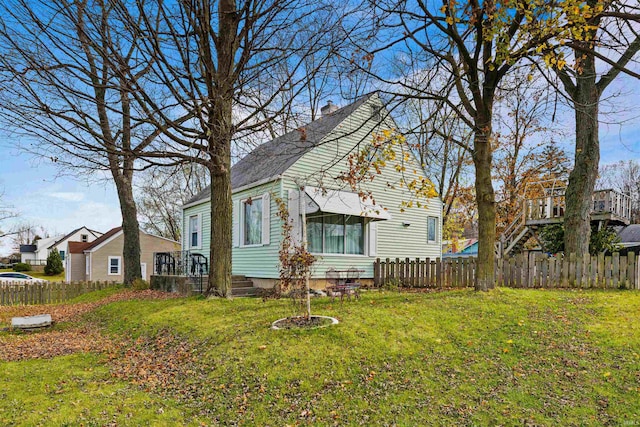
(500, 189, 631, 256)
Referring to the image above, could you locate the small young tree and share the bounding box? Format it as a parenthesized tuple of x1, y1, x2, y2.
(44, 249, 64, 276)
(275, 195, 315, 319)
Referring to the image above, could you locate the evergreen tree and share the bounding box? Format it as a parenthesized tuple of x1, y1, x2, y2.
(44, 248, 64, 276)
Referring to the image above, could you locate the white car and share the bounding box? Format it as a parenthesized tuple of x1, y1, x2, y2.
(0, 272, 48, 284)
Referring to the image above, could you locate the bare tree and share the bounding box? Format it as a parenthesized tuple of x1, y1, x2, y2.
(493, 75, 565, 232)
(395, 96, 473, 239)
(136, 164, 210, 241)
(598, 160, 640, 223)
(0, 0, 172, 284)
(10, 223, 48, 252)
(0, 190, 18, 240)
(550, 1, 640, 254)
(359, 0, 597, 290)
(114, 0, 337, 296)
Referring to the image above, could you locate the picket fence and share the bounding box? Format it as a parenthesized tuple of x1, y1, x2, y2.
(0, 281, 115, 306)
(373, 252, 640, 290)
(497, 252, 639, 289)
(373, 257, 476, 288)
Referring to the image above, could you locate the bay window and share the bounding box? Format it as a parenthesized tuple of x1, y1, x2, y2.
(307, 214, 364, 255)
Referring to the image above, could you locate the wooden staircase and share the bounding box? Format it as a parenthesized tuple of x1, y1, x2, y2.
(500, 214, 541, 256)
(500, 188, 632, 257)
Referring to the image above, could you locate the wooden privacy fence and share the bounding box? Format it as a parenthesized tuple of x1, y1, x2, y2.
(374, 253, 640, 290)
(0, 281, 115, 306)
(373, 257, 476, 288)
(497, 252, 640, 289)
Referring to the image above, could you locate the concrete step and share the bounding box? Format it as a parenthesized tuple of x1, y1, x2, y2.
(231, 275, 247, 281)
(231, 280, 254, 289)
(232, 286, 258, 297)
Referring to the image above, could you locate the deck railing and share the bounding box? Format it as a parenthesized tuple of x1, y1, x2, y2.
(153, 250, 210, 277)
(523, 189, 631, 222)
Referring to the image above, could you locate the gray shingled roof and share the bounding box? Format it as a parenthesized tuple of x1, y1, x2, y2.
(184, 93, 375, 206)
(617, 224, 640, 243)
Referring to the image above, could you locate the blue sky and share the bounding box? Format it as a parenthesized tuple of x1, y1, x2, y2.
(0, 144, 122, 256)
(0, 78, 638, 257)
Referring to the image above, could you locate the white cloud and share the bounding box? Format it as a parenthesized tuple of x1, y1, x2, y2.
(48, 192, 85, 202)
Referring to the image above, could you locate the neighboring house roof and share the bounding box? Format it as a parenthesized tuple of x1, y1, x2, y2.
(19, 244, 37, 253)
(185, 92, 377, 206)
(83, 227, 123, 252)
(80, 226, 179, 253)
(460, 241, 479, 254)
(443, 238, 478, 254)
(617, 224, 640, 246)
(47, 226, 103, 249)
(68, 241, 93, 254)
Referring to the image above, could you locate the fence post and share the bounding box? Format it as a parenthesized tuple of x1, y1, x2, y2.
(627, 252, 636, 289)
(620, 254, 628, 289)
(374, 258, 380, 287)
(612, 253, 620, 289)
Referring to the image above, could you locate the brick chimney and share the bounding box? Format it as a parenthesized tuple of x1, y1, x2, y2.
(320, 101, 339, 117)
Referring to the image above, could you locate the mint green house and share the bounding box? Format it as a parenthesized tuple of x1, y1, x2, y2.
(181, 93, 442, 288)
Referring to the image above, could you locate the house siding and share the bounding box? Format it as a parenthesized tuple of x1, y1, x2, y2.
(181, 94, 442, 281)
(183, 181, 283, 279)
(67, 253, 87, 282)
(282, 95, 442, 278)
(89, 232, 179, 282)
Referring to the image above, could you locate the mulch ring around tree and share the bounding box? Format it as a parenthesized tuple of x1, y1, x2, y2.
(271, 315, 339, 330)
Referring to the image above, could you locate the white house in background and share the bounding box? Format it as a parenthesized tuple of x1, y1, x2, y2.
(19, 226, 102, 265)
(46, 227, 103, 261)
(20, 236, 61, 265)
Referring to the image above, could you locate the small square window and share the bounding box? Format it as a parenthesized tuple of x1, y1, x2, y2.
(81, 234, 88, 242)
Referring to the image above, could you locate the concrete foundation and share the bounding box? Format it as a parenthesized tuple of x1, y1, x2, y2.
(150, 275, 193, 296)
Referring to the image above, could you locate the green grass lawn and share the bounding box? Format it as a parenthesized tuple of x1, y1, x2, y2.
(1, 288, 640, 425)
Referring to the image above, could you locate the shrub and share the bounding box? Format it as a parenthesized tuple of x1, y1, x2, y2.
(44, 249, 64, 275)
(13, 262, 32, 272)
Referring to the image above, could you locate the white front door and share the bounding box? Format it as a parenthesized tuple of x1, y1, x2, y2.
(140, 263, 147, 280)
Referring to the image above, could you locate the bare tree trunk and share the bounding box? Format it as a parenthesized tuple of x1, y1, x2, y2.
(207, 161, 233, 297)
(473, 126, 496, 291)
(564, 54, 599, 256)
(113, 172, 142, 285)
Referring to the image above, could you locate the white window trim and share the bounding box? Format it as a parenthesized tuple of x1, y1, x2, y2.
(240, 195, 264, 247)
(86, 253, 91, 280)
(427, 216, 438, 243)
(108, 256, 122, 276)
(188, 213, 202, 250)
(140, 262, 147, 280)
